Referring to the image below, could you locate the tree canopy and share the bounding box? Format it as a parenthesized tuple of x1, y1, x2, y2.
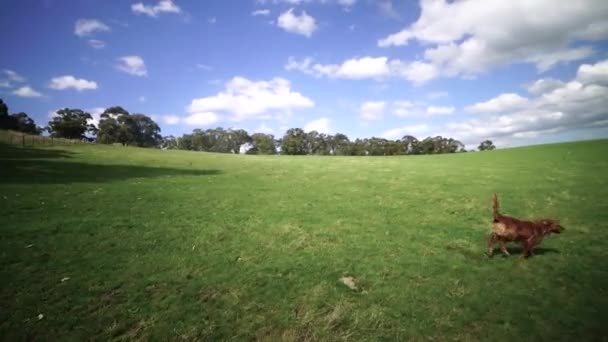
(47, 108, 97, 139)
(0, 99, 40, 134)
(97, 106, 161, 147)
(478, 140, 496, 151)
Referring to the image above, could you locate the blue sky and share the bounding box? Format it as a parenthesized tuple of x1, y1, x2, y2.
(1, 0, 608, 148)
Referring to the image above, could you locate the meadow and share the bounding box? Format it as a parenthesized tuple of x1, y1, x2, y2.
(1, 139, 607, 341)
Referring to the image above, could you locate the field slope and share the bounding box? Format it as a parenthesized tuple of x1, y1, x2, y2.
(1, 140, 608, 341)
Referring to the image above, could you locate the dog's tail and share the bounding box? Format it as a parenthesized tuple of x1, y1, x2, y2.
(492, 193, 500, 220)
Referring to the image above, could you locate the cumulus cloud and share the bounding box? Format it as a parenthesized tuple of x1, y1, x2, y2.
(577, 59, 608, 86)
(186, 76, 314, 122)
(465, 93, 529, 113)
(277, 8, 317, 37)
(1, 69, 26, 88)
(409, 59, 608, 146)
(252, 9, 270, 16)
(3, 69, 26, 83)
(88, 39, 106, 49)
(304, 117, 331, 133)
(183, 112, 219, 126)
(163, 115, 181, 125)
(391, 101, 454, 117)
(360, 101, 385, 120)
(74, 19, 110, 37)
(255, 123, 275, 134)
(285, 56, 439, 84)
(526, 78, 565, 95)
(132, 0, 181, 17)
(49, 75, 98, 91)
(381, 124, 431, 140)
(116, 56, 147, 76)
(12, 86, 42, 98)
(378, 0, 608, 80)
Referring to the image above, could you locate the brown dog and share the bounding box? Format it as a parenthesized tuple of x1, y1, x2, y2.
(487, 193, 563, 258)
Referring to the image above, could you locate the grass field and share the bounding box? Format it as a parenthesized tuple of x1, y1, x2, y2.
(1, 140, 608, 341)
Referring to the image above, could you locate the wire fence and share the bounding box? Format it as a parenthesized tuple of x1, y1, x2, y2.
(0, 130, 93, 147)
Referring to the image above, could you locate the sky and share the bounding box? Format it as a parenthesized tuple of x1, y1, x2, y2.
(1, 0, 608, 149)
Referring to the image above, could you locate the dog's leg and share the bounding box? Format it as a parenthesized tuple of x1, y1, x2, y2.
(520, 240, 530, 258)
(499, 240, 510, 257)
(486, 233, 497, 257)
(527, 235, 543, 257)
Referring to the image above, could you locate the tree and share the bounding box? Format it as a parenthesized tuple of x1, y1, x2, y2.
(226, 129, 251, 154)
(332, 133, 351, 155)
(122, 114, 162, 147)
(281, 128, 307, 155)
(0, 99, 7, 116)
(97, 106, 130, 145)
(401, 135, 419, 155)
(249, 133, 276, 154)
(47, 108, 96, 139)
(11, 112, 40, 134)
(161, 135, 178, 149)
(478, 140, 496, 151)
(97, 106, 162, 147)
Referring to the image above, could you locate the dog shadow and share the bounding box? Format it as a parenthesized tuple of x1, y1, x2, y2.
(504, 246, 560, 256)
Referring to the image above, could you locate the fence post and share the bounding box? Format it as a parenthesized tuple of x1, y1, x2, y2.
(51, 136, 54, 145)
(22, 134, 25, 147)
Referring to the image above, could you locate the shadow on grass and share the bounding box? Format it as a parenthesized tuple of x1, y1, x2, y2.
(0, 144, 221, 184)
(0, 143, 75, 160)
(505, 246, 560, 256)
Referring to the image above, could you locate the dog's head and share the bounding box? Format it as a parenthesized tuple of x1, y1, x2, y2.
(538, 219, 564, 234)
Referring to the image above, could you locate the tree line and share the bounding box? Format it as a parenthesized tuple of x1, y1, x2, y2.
(0, 98, 496, 154)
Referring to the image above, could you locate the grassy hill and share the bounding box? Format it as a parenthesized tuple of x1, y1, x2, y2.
(1, 140, 607, 340)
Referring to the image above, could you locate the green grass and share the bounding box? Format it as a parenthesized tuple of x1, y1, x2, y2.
(1, 140, 608, 341)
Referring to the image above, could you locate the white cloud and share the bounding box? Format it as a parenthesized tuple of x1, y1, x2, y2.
(49, 75, 98, 91)
(414, 59, 608, 146)
(3, 69, 26, 83)
(526, 78, 565, 95)
(208, 17, 217, 24)
(378, 0, 608, 79)
(74, 19, 110, 37)
(132, 0, 181, 17)
(184, 112, 219, 126)
(389, 60, 439, 84)
(426, 106, 454, 115)
(257, 0, 355, 6)
(88, 107, 105, 127)
(255, 123, 275, 134)
(381, 124, 431, 140)
(252, 9, 270, 16)
(378, 0, 399, 19)
(13, 86, 42, 98)
(577, 59, 608, 86)
(139, 96, 147, 103)
(187, 76, 314, 122)
(116, 56, 147, 77)
(286, 56, 390, 80)
(88, 39, 106, 49)
(277, 8, 317, 37)
(304, 117, 331, 133)
(286, 56, 439, 84)
(338, 0, 356, 6)
(465, 93, 529, 113)
(391, 101, 455, 117)
(163, 115, 181, 125)
(360, 101, 385, 120)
